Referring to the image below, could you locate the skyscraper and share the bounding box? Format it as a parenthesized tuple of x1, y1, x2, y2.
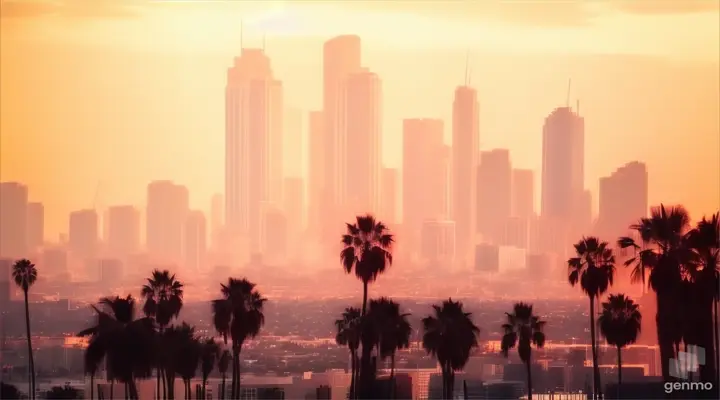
(183, 210, 207, 273)
(307, 110, 325, 234)
(225, 48, 283, 248)
(210, 193, 224, 249)
(476, 149, 512, 244)
(452, 86, 479, 264)
(146, 181, 189, 262)
(598, 161, 648, 236)
(342, 69, 382, 215)
(283, 176, 305, 233)
(323, 35, 361, 223)
(0, 182, 28, 258)
(540, 107, 585, 225)
(261, 204, 287, 261)
(380, 167, 397, 226)
(511, 169, 534, 218)
(402, 118, 445, 249)
(284, 107, 303, 176)
(106, 205, 141, 258)
(68, 209, 99, 259)
(26, 202, 44, 251)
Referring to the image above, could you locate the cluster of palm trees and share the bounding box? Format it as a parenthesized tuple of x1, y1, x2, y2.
(6, 205, 717, 400)
(568, 206, 719, 399)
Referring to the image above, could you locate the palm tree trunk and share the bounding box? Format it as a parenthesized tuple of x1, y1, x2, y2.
(232, 347, 241, 400)
(616, 346, 622, 399)
(167, 372, 175, 400)
(449, 369, 455, 400)
(715, 299, 719, 387)
(110, 380, 114, 400)
(157, 367, 162, 400)
(526, 358, 533, 400)
(441, 364, 448, 400)
(23, 289, 35, 400)
(348, 350, 356, 400)
(390, 353, 396, 399)
(589, 296, 601, 400)
(361, 281, 369, 316)
(90, 375, 94, 400)
(202, 378, 207, 400)
(220, 373, 226, 400)
(125, 383, 129, 400)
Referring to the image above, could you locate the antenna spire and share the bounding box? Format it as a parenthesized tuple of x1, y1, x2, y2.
(566, 78, 572, 108)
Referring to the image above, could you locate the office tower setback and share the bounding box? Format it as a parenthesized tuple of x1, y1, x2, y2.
(541, 107, 585, 224)
(307, 111, 325, 234)
(283, 176, 305, 233)
(106, 205, 141, 258)
(323, 35, 361, 223)
(146, 181, 189, 262)
(380, 167, 397, 226)
(420, 220, 456, 264)
(225, 47, 284, 249)
(183, 210, 207, 273)
(598, 161, 648, 236)
(452, 86, 480, 263)
(26, 201, 44, 251)
(511, 169, 535, 218)
(342, 69, 382, 215)
(402, 119, 445, 249)
(476, 149, 512, 244)
(0, 182, 28, 258)
(68, 209, 99, 259)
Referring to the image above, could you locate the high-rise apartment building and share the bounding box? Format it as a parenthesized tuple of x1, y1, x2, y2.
(402, 118, 445, 249)
(106, 205, 141, 258)
(322, 35, 361, 224)
(452, 86, 480, 264)
(598, 161, 648, 236)
(342, 69, 382, 216)
(476, 149, 512, 244)
(183, 210, 207, 273)
(511, 169, 534, 218)
(380, 167, 398, 226)
(146, 181, 189, 262)
(0, 182, 28, 258)
(68, 209, 99, 259)
(26, 202, 44, 251)
(307, 110, 325, 234)
(225, 48, 283, 249)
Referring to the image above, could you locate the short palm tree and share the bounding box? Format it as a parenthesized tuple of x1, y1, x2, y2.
(217, 350, 231, 400)
(141, 269, 184, 398)
(367, 297, 412, 394)
(12, 259, 37, 400)
(422, 298, 480, 400)
(335, 307, 361, 399)
(44, 385, 81, 399)
(200, 338, 221, 399)
(568, 237, 615, 399)
(211, 278, 266, 399)
(598, 294, 641, 392)
(501, 302, 547, 400)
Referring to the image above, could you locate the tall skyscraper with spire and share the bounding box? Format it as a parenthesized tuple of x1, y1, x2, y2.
(452, 84, 480, 265)
(225, 43, 283, 249)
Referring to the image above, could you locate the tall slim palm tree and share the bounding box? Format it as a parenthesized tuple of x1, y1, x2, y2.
(141, 269, 184, 399)
(77, 296, 155, 400)
(340, 215, 394, 397)
(335, 307, 361, 400)
(211, 278, 266, 399)
(200, 338, 220, 399)
(217, 350, 231, 400)
(598, 294, 641, 394)
(568, 237, 615, 399)
(500, 303, 546, 400)
(367, 297, 411, 397)
(175, 327, 201, 400)
(422, 299, 480, 400)
(11, 259, 37, 400)
(617, 205, 693, 381)
(686, 213, 720, 385)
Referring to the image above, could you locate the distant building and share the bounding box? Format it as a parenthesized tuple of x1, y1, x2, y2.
(261, 205, 288, 261)
(68, 209, 99, 260)
(502, 216, 529, 249)
(26, 202, 44, 251)
(0, 182, 28, 258)
(283, 176, 305, 234)
(477, 149, 512, 244)
(511, 169, 534, 218)
(42, 247, 68, 276)
(98, 259, 123, 283)
(598, 161, 648, 237)
(146, 181, 189, 262)
(380, 167, 398, 226)
(498, 246, 527, 273)
(106, 205, 141, 258)
(307, 110, 325, 235)
(0, 258, 11, 306)
(420, 220, 456, 264)
(183, 210, 207, 273)
(475, 244, 499, 272)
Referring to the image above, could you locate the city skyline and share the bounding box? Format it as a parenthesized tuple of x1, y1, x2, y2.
(1, 0, 718, 240)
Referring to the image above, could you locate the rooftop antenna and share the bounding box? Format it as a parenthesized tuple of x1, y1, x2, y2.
(566, 78, 572, 108)
(576, 99, 580, 115)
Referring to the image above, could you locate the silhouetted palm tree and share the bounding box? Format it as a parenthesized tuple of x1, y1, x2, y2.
(77, 295, 155, 400)
(212, 278, 266, 399)
(617, 205, 693, 381)
(368, 297, 411, 397)
(217, 350, 231, 400)
(83, 338, 103, 400)
(12, 259, 37, 400)
(500, 303, 546, 400)
(568, 237, 615, 399)
(0, 382, 21, 399)
(335, 307, 361, 399)
(598, 294, 641, 393)
(141, 269, 184, 398)
(200, 338, 221, 399)
(44, 385, 81, 399)
(340, 214, 394, 397)
(686, 213, 720, 385)
(422, 299, 480, 399)
(175, 325, 201, 400)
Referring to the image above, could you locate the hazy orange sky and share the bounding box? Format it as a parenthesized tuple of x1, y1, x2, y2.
(1, 0, 719, 239)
